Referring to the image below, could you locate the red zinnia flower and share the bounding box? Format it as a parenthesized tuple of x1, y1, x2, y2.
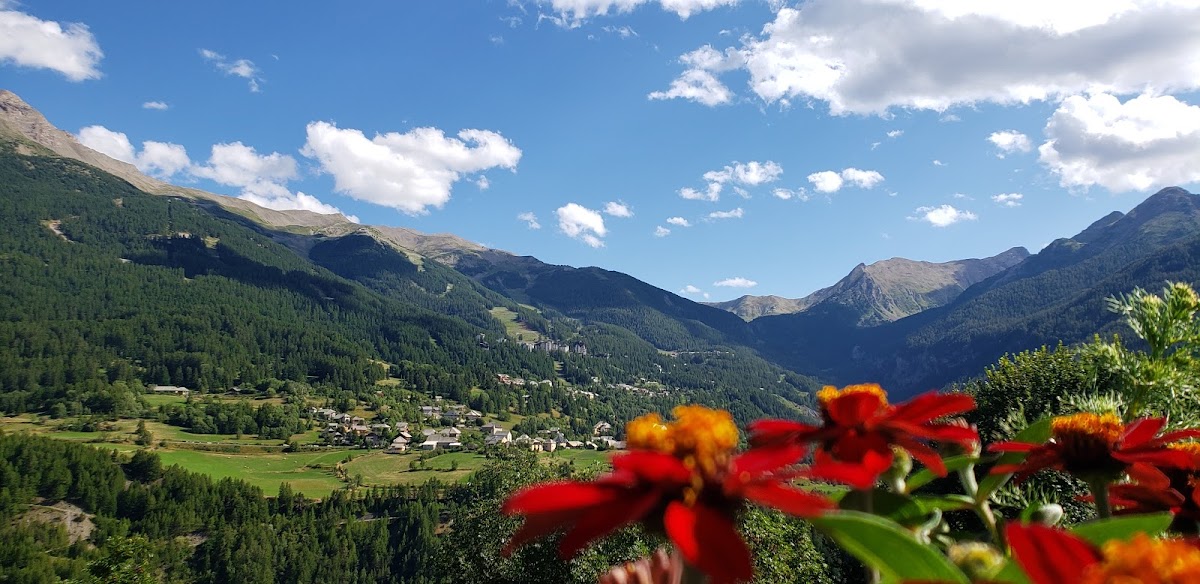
(749, 383, 978, 488)
(1106, 443, 1200, 533)
(990, 415, 1200, 483)
(501, 406, 833, 583)
(1007, 522, 1200, 583)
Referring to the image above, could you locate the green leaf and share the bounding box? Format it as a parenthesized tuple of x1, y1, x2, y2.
(913, 494, 975, 514)
(811, 510, 968, 583)
(976, 418, 1052, 504)
(1070, 513, 1173, 546)
(905, 455, 979, 494)
(990, 558, 1033, 584)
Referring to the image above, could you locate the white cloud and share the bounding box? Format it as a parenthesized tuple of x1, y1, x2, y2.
(601, 25, 638, 38)
(302, 121, 521, 215)
(649, 69, 733, 106)
(142, 101, 169, 111)
(76, 125, 190, 178)
(992, 193, 1024, 207)
(807, 171, 844, 193)
(546, 0, 739, 23)
(708, 207, 744, 219)
(200, 48, 262, 92)
(190, 141, 353, 219)
(666, 216, 692, 227)
(604, 201, 633, 217)
(841, 167, 885, 188)
(679, 159, 782, 201)
(886, 130, 904, 138)
(518, 211, 541, 229)
(680, 284, 704, 295)
(932, 159, 946, 166)
(475, 176, 491, 190)
(772, 187, 810, 201)
(910, 204, 978, 227)
(714, 276, 757, 288)
(1038, 92, 1200, 192)
(557, 203, 607, 247)
(654, 226, 671, 237)
(807, 167, 885, 193)
(679, 183, 723, 201)
(940, 114, 961, 123)
(654, 0, 1200, 114)
(0, 7, 102, 81)
(988, 130, 1032, 157)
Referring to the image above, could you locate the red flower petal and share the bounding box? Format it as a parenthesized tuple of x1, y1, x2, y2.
(1121, 417, 1168, 447)
(1115, 448, 1199, 470)
(741, 481, 833, 517)
(1126, 462, 1172, 489)
(664, 501, 753, 583)
(1006, 523, 1100, 584)
(1150, 428, 1200, 447)
(892, 435, 947, 476)
(748, 419, 817, 446)
(732, 445, 807, 477)
(809, 450, 891, 489)
(611, 452, 693, 486)
(503, 509, 585, 556)
(558, 491, 662, 558)
(891, 421, 979, 445)
(825, 391, 885, 426)
(989, 441, 1040, 453)
(888, 392, 976, 425)
(502, 481, 625, 515)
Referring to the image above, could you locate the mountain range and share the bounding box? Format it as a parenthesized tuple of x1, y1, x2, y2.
(3, 88, 1200, 404)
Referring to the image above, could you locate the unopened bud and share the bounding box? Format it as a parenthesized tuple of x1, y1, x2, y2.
(948, 542, 1004, 581)
(1030, 503, 1064, 526)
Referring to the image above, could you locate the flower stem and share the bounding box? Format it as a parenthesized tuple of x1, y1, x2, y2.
(1087, 478, 1113, 519)
(958, 464, 1003, 547)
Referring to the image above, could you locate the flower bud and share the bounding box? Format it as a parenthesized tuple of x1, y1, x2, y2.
(1029, 503, 1064, 526)
(948, 542, 1004, 581)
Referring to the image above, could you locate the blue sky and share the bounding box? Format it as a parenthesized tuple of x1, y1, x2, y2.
(4, 1, 1200, 301)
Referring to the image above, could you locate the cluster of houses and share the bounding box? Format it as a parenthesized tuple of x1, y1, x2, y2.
(496, 373, 556, 388)
(420, 404, 484, 424)
(311, 407, 413, 449)
(608, 382, 671, 397)
(517, 339, 589, 355)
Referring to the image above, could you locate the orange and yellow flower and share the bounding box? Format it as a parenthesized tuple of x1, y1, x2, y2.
(750, 384, 978, 488)
(990, 415, 1200, 483)
(501, 405, 833, 583)
(1007, 523, 1200, 583)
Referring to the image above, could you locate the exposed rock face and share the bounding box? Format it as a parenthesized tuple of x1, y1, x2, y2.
(710, 247, 1030, 324)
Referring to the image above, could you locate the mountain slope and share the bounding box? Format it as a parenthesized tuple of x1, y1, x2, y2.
(711, 248, 1029, 324)
(753, 187, 1200, 396)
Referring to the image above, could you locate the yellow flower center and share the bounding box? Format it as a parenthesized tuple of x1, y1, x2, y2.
(1082, 533, 1200, 583)
(1049, 413, 1126, 478)
(625, 405, 738, 481)
(816, 383, 889, 409)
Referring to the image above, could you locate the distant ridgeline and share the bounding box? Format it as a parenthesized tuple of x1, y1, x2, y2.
(0, 141, 817, 426)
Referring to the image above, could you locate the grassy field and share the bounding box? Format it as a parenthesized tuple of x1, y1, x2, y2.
(489, 307, 542, 342)
(142, 394, 187, 407)
(143, 421, 286, 445)
(344, 451, 483, 486)
(154, 449, 346, 496)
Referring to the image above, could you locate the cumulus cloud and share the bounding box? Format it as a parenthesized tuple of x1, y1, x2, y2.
(992, 193, 1023, 207)
(771, 187, 809, 201)
(653, 0, 1200, 114)
(666, 216, 692, 227)
(708, 207, 744, 219)
(518, 211, 541, 229)
(77, 125, 190, 178)
(604, 201, 633, 217)
(142, 101, 169, 111)
(932, 159, 946, 166)
(988, 130, 1032, 157)
(680, 284, 704, 295)
(302, 121, 522, 215)
(190, 141, 353, 219)
(546, 0, 739, 23)
(649, 69, 733, 106)
(557, 203, 607, 247)
(654, 226, 671, 237)
(807, 171, 843, 193)
(476, 176, 491, 190)
(680, 159, 783, 201)
(0, 6, 102, 81)
(714, 276, 757, 288)
(886, 130, 904, 138)
(1038, 92, 1200, 192)
(910, 204, 978, 227)
(806, 168, 885, 193)
(200, 48, 262, 92)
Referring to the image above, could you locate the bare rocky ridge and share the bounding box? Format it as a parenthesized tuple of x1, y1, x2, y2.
(710, 247, 1030, 325)
(0, 89, 500, 263)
